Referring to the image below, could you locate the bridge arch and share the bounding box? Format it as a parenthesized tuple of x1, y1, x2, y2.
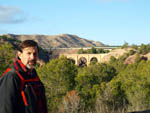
(90, 57, 98, 64)
(78, 57, 87, 67)
(68, 57, 75, 64)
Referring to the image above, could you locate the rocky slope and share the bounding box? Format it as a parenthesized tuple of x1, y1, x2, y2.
(4, 34, 105, 48)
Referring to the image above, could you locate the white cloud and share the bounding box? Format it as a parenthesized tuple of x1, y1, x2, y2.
(0, 6, 26, 24)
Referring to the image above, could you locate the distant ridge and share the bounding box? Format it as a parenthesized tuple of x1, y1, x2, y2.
(4, 34, 105, 48)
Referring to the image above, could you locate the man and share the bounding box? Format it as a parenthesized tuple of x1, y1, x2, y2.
(0, 40, 48, 113)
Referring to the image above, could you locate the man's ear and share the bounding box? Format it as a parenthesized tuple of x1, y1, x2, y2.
(17, 51, 22, 59)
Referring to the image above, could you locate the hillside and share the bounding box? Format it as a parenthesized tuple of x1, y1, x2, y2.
(0, 35, 49, 62)
(3, 34, 105, 48)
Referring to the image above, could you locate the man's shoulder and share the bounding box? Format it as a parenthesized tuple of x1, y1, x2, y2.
(1, 68, 19, 80)
(0, 69, 21, 95)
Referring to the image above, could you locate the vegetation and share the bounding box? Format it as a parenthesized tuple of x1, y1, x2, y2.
(137, 44, 150, 55)
(75, 63, 116, 112)
(78, 47, 110, 54)
(121, 42, 129, 49)
(37, 44, 150, 113)
(0, 42, 15, 75)
(1, 36, 150, 113)
(122, 43, 150, 55)
(37, 56, 78, 112)
(37, 53, 150, 113)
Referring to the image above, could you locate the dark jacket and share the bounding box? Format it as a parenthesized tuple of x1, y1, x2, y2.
(0, 60, 48, 113)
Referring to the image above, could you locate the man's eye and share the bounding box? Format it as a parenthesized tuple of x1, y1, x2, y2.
(34, 53, 37, 56)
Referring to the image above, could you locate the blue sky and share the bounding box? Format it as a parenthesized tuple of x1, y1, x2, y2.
(0, 0, 150, 46)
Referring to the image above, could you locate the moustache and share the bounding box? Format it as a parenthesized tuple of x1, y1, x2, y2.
(28, 60, 36, 65)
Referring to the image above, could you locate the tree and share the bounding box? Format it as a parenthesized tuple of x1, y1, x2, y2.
(78, 48, 85, 54)
(37, 56, 78, 112)
(91, 47, 97, 54)
(0, 43, 15, 75)
(75, 63, 116, 111)
(109, 55, 127, 73)
(109, 61, 150, 111)
(131, 44, 138, 50)
(138, 44, 150, 55)
(95, 80, 128, 113)
(121, 42, 129, 49)
(60, 90, 81, 113)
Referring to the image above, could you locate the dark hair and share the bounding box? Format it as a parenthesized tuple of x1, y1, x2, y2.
(18, 40, 39, 52)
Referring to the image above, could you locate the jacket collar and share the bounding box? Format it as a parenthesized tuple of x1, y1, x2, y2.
(15, 59, 27, 72)
(13, 59, 37, 78)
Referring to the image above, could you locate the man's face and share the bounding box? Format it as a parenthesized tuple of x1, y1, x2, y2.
(18, 47, 38, 69)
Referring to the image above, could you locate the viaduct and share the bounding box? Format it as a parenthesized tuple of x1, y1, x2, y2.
(60, 53, 108, 66)
(45, 47, 119, 66)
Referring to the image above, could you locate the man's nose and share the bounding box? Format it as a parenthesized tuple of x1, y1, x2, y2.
(30, 54, 36, 60)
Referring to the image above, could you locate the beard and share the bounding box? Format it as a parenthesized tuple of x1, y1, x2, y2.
(26, 60, 36, 69)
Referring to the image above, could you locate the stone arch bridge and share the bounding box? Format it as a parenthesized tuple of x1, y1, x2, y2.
(61, 54, 108, 66)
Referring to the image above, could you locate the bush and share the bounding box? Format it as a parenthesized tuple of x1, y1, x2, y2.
(0, 43, 15, 75)
(75, 63, 117, 111)
(37, 56, 78, 112)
